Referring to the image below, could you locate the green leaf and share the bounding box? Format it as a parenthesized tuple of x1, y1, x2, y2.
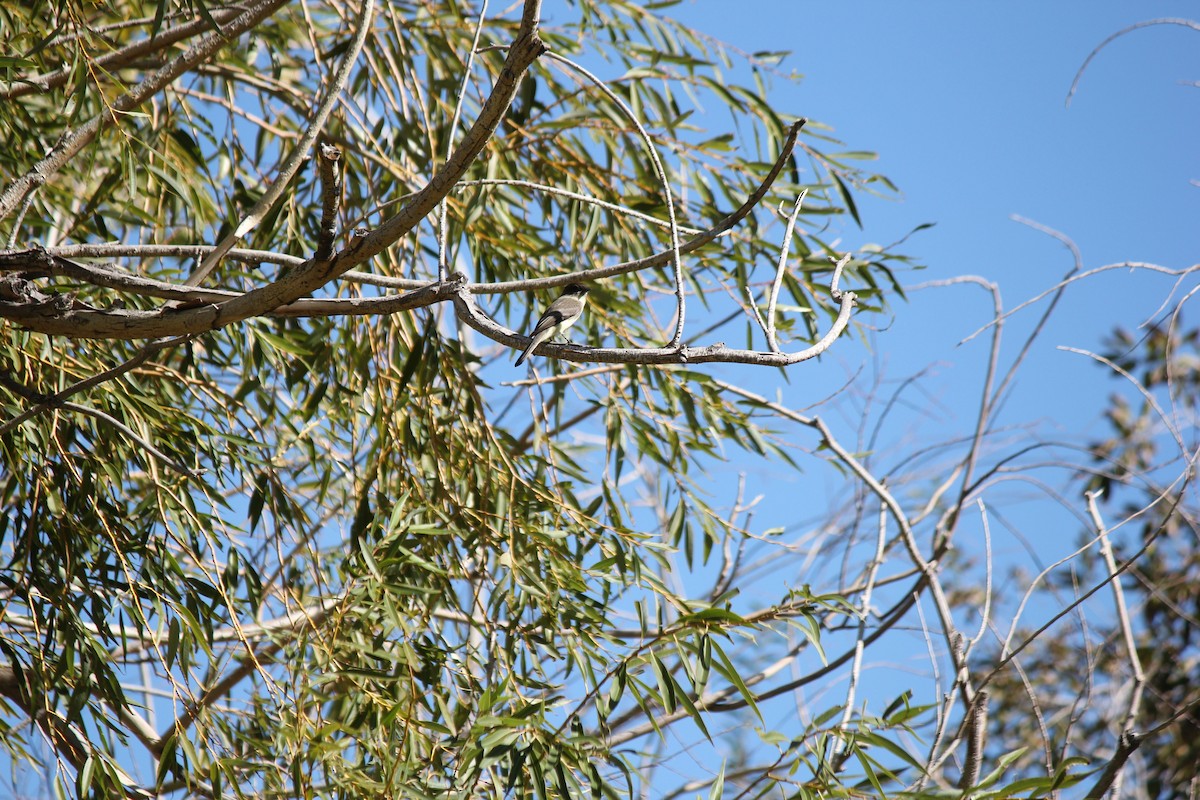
(832, 172, 862, 228)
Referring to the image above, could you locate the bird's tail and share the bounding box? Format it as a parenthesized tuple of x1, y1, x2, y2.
(514, 340, 536, 367)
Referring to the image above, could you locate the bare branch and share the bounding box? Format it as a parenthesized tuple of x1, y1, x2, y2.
(1086, 491, 1146, 799)
(1067, 18, 1200, 106)
(958, 259, 1200, 347)
(957, 690, 988, 789)
(453, 267, 855, 366)
(314, 143, 343, 262)
(838, 496, 888, 749)
(764, 192, 806, 353)
(1083, 731, 1143, 800)
(0, 248, 454, 319)
(1061, 345, 1188, 457)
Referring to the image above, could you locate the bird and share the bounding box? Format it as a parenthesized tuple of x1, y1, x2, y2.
(514, 283, 591, 367)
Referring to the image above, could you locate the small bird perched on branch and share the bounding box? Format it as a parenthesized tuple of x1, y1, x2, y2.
(514, 283, 591, 366)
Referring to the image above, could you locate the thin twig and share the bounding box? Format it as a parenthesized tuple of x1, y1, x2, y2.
(1086, 491, 1145, 799)
(764, 191, 807, 352)
(503, 362, 623, 386)
(61, 402, 201, 479)
(745, 284, 772, 343)
(985, 218, 1082, 418)
(912, 595, 945, 792)
(5, 189, 36, 248)
(37, 243, 306, 267)
(967, 500, 993, 652)
(459, 178, 716, 236)
(837, 495, 888, 750)
(1061, 345, 1187, 457)
(1067, 18, 1200, 106)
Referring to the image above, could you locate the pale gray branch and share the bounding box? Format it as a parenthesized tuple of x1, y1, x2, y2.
(1067, 18, 1200, 106)
(765, 192, 806, 353)
(1086, 491, 1146, 799)
(453, 270, 856, 366)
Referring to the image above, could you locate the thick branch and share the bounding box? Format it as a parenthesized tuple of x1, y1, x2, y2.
(1084, 732, 1142, 800)
(0, 248, 461, 321)
(958, 690, 988, 789)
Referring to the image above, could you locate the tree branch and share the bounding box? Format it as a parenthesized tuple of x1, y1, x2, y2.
(452, 257, 855, 366)
(764, 192, 806, 352)
(0, 7, 255, 100)
(314, 143, 344, 263)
